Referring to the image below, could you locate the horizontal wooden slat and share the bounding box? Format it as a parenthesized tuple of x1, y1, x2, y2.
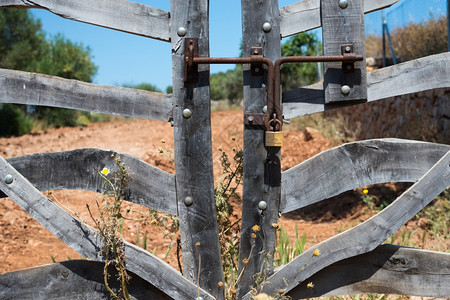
(245, 150, 450, 298)
(1, 149, 177, 215)
(280, 0, 398, 37)
(0, 68, 173, 121)
(283, 52, 450, 119)
(0, 156, 215, 300)
(281, 139, 450, 214)
(286, 245, 450, 298)
(1, 0, 170, 41)
(0, 260, 172, 299)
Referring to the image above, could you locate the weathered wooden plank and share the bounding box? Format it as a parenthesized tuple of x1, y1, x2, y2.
(0, 155, 215, 300)
(287, 245, 450, 298)
(171, 0, 224, 296)
(282, 52, 450, 119)
(0, 68, 173, 121)
(281, 139, 450, 214)
(0, 0, 170, 42)
(0, 260, 171, 299)
(244, 150, 450, 298)
(0, 149, 177, 215)
(322, 0, 367, 103)
(238, 1, 282, 297)
(280, 0, 398, 37)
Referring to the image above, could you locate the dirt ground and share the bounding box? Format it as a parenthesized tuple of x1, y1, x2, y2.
(0, 110, 444, 273)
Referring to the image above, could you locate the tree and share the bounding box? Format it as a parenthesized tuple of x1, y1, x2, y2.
(280, 32, 321, 90)
(0, 9, 45, 71)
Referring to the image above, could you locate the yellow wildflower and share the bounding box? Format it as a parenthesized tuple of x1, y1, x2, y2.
(230, 288, 237, 295)
(242, 258, 249, 265)
(252, 224, 260, 232)
(218, 146, 223, 152)
(251, 233, 257, 239)
(160, 139, 166, 144)
(217, 281, 224, 288)
(196, 242, 201, 247)
(272, 223, 279, 229)
(307, 282, 314, 289)
(158, 147, 164, 153)
(101, 168, 109, 175)
(313, 249, 320, 256)
(231, 136, 236, 141)
(363, 189, 369, 195)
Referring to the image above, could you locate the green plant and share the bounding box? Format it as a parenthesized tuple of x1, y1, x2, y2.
(0, 104, 33, 137)
(87, 156, 132, 300)
(274, 225, 307, 268)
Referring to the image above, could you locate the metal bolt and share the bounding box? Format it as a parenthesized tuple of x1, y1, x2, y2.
(262, 22, 272, 33)
(346, 64, 352, 71)
(253, 49, 259, 55)
(263, 105, 268, 113)
(184, 196, 193, 206)
(182, 108, 192, 119)
(177, 27, 187, 37)
(248, 116, 254, 123)
(258, 201, 268, 210)
(254, 67, 260, 73)
(339, 0, 348, 8)
(344, 46, 351, 53)
(341, 85, 351, 95)
(4, 174, 13, 184)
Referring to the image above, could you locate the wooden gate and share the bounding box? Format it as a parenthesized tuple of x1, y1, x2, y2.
(1, 0, 449, 299)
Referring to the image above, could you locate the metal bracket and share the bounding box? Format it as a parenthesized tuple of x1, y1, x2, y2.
(342, 44, 356, 73)
(244, 113, 266, 126)
(184, 38, 199, 83)
(251, 47, 263, 76)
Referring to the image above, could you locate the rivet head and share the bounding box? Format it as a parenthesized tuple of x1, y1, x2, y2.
(263, 105, 268, 113)
(182, 108, 192, 119)
(339, 0, 348, 8)
(262, 22, 272, 33)
(4, 174, 13, 184)
(184, 196, 193, 206)
(177, 27, 187, 37)
(341, 85, 351, 95)
(258, 201, 268, 210)
(345, 46, 351, 53)
(248, 116, 254, 123)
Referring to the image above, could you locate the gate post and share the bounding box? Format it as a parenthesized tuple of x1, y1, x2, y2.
(238, 0, 282, 296)
(170, 0, 224, 297)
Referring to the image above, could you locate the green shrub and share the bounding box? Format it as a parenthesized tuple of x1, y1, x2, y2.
(0, 104, 33, 136)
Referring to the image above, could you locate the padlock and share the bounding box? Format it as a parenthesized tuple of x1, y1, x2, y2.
(265, 131, 283, 147)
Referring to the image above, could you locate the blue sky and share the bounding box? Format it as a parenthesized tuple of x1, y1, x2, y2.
(30, 0, 303, 91)
(30, 0, 434, 91)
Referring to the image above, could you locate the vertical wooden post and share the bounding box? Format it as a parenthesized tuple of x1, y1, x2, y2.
(322, 0, 367, 103)
(238, 0, 281, 297)
(170, 0, 224, 298)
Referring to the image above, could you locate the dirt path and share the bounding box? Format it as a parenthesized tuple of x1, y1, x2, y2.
(0, 110, 439, 273)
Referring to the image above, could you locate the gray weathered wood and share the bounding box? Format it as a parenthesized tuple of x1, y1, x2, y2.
(0, 149, 177, 215)
(0, 0, 170, 42)
(0, 260, 171, 299)
(282, 52, 450, 119)
(280, 0, 398, 37)
(171, 0, 224, 296)
(238, 1, 282, 297)
(0, 155, 215, 300)
(281, 139, 450, 214)
(286, 245, 450, 298)
(244, 150, 450, 298)
(0, 68, 173, 122)
(322, 0, 367, 103)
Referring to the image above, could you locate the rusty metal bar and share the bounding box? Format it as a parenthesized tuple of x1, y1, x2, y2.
(184, 38, 363, 131)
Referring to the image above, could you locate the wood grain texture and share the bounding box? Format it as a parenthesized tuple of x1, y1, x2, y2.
(171, 0, 224, 296)
(280, 0, 398, 37)
(238, 0, 282, 297)
(282, 52, 450, 119)
(244, 150, 450, 298)
(0, 0, 170, 41)
(287, 245, 450, 298)
(0, 156, 215, 300)
(1, 149, 177, 215)
(0, 260, 171, 299)
(281, 139, 450, 214)
(0, 68, 173, 121)
(322, 0, 367, 103)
